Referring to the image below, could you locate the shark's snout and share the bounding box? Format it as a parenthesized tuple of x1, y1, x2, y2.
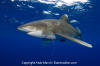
(17, 26, 33, 32)
(17, 25, 44, 38)
(17, 26, 23, 31)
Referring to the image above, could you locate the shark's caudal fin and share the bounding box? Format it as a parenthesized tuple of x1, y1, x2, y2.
(57, 33, 93, 48)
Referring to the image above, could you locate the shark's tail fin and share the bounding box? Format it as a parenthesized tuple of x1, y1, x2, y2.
(57, 33, 93, 48)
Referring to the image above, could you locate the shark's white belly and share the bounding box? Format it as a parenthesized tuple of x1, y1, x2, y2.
(27, 30, 56, 39)
(27, 31, 43, 37)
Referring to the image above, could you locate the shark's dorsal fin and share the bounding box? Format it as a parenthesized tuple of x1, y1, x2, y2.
(60, 14, 69, 23)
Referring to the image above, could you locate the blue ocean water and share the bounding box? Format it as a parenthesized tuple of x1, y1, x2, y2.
(0, 0, 99, 66)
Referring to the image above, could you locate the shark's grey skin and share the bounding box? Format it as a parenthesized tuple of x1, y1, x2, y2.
(17, 14, 93, 48)
(18, 15, 80, 39)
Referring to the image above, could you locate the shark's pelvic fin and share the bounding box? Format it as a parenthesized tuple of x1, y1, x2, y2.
(60, 14, 69, 23)
(57, 33, 93, 48)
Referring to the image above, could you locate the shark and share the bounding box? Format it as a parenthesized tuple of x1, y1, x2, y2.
(17, 14, 93, 48)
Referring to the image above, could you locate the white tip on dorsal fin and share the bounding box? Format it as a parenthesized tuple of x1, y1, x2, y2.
(60, 14, 69, 23)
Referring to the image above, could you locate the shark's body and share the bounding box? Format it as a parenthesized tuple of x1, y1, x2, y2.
(17, 14, 93, 48)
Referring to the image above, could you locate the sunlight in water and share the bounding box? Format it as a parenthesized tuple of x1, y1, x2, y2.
(11, 0, 89, 6)
(38, 0, 89, 6)
(62, 0, 88, 3)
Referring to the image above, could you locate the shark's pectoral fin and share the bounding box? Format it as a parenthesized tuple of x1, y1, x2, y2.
(56, 33, 93, 48)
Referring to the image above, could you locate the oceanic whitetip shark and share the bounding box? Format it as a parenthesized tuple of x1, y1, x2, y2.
(17, 14, 93, 48)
